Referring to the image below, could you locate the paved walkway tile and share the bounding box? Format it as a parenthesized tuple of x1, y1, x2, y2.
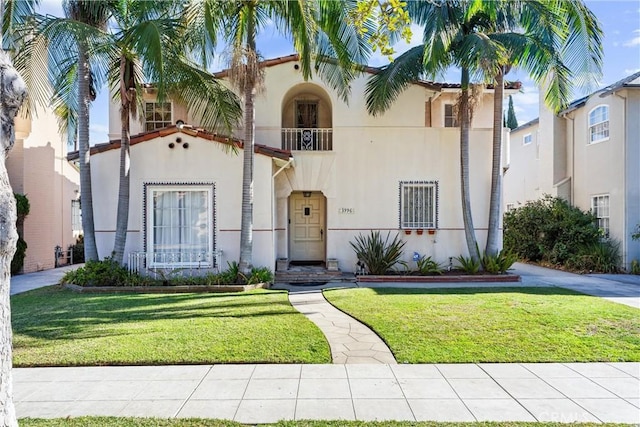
(288, 290, 397, 364)
(14, 362, 640, 423)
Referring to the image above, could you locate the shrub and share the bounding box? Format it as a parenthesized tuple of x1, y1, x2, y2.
(504, 195, 601, 265)
(455, 255, 481, 274)
(350, 231, 406, 275)
(631, 260, 640, 275)
(11, 193, 30, 275)
(415, 255, 442, 275)
(68, 235, 85, 264)
(632, 224, 640, 241)
(566, 240, 621, 273)
(11, 238, 27, 275)
(247, 266, 274, 284)
(482, 249, 518, 274)
(61, 257, 136, 287)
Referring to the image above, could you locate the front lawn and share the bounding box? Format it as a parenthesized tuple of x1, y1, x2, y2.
(11, 287, 330, 366)
(324, 287, 640, 363)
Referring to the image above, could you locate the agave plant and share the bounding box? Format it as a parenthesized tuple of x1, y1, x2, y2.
(350, 231, 406, 275)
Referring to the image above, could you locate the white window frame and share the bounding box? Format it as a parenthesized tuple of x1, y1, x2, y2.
(144, 101, 173, 132)
(145, 184, 215, 268)
(591, 194, 610, 238)
(71, 199, 82, 232)
(444, 104, 458, 128)
(523, 133, 532, 145)
(588, 105, 609, 144)
(399, 181, 438, 229)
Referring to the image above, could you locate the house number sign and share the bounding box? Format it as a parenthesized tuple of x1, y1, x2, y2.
(338, 208, 355, 214)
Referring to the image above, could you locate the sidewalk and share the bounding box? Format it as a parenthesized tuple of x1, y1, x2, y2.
(10, 264, 81, 295)
(14, 362, 640, 423)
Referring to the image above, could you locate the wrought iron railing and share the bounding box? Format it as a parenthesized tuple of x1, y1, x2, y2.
(281, 128, 333, 151)
(128, 250, 223, 278)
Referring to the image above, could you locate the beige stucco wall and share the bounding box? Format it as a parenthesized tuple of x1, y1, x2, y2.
(7, 108, 79, 272)
(91, 135, 276, 269)
(505, 121, 542, 208)
(99, 59, 507, 271)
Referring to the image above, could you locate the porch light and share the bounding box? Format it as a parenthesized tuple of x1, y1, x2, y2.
(303, 191, 312, 197)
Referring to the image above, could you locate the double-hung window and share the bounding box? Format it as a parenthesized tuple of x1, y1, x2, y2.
(400, 181, 438, 229)
(591, 194, 610, 238)
(71, 199, 82, 232)
(146, 184, 215, 267)
(588, 105, 609, 144)
(444, 104, 458, 127)
(145, 102, 172, 131)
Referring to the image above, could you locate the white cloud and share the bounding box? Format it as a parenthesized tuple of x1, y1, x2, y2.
(623, 29, 640, 47)
(90, 124, 109, 134)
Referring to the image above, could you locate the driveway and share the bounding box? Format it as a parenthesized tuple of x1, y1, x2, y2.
(10, 264, 82, 295)
(511, 262, 640, 309)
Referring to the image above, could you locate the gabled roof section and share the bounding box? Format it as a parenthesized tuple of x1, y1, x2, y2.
(561, 70, 640, 114)
(512, 118, 539, 133)
(66, 125, 292, 161)
(212, 53, 521, 91)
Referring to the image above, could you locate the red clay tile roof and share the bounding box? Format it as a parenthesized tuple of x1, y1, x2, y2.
(67, 125, 292, 161)
(213, 53, 521, 91)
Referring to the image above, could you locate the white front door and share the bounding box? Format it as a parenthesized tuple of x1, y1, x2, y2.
(289, 192, 325, 262)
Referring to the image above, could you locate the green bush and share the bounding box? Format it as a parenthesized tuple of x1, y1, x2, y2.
(61, 258, 136, 287)
(455, 255, 481, 274)
(14, 193, 30, 222)
(68, 235, 85, 264)
(11, 238, 27, 275)
(415, 255, 442, 275)
(350, 231, 406, 275)
(631, 260, 640, 275)
(566, 240, 621, 273)
(632, 224, 640, 241)
(504, 195, 601, 265)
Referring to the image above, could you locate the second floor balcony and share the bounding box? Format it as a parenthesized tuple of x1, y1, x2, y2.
(281, 128, 333, 151)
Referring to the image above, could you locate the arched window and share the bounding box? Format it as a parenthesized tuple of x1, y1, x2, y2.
(588, 105, 609, 144)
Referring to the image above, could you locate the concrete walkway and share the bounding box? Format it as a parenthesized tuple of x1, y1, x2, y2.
(288, 290, 396, 364)
(10, 264, 81, 295)
(14, 362, 639, 423)
(511, 262, 640, 308)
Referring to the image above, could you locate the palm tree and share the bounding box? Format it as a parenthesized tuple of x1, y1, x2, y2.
(187, 0, 370, 275)
(366, 1, 504, 263)
(483, 0, 603, 256)
(105, 0, 243, 265)
(366, 0, 603, 262)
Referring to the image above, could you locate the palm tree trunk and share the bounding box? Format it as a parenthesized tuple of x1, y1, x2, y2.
(0, 49, 26, 427)
(460, 67, 480, 263)
(77, 43, 99, 261)
(485, 68, 505, 256)
(112, 57, 131, 265)
(238, 6, 257, 276)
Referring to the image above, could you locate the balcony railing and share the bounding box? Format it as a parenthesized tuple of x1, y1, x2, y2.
(128, 250, 223, 278)
(281, 128, 333, 151)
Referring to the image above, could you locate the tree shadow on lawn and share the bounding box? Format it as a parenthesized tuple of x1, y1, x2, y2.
(12, 287, 302, 341)
(367, 286, 596, 297)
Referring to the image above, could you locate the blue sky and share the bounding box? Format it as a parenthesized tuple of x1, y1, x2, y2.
(38, 0, 640, 144)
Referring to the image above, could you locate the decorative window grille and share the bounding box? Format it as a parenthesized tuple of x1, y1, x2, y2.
(591, 194, 610, 238)
(399, 181, 438, 229)
(588, 105, 609, 144)
(145, 102, 172, 131)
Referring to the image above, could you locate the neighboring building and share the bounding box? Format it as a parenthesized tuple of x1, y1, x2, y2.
(7, 108, 80, 272)
(79, 54, 517, 273)
(505, 71, 640, 270)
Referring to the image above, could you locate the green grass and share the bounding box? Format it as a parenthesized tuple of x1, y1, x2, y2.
(18, 419, 634, 427)
(323, 287, 640, 363)
(11, 287, 330, 367)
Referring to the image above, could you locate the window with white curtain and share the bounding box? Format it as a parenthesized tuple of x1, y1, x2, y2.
(591, 194, 610, 238)
(588, 105, 609, 144)
(146, 184, 214, 266)
(400, 181, 438, 229)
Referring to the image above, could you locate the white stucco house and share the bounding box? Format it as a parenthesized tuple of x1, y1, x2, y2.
(73, 54, 519, 273)
(504, 71, 640, 270)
